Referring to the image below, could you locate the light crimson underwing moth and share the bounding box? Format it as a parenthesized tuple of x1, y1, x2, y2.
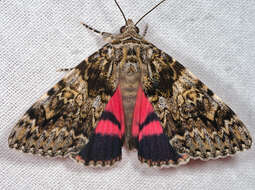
(8, 0, 252, 167)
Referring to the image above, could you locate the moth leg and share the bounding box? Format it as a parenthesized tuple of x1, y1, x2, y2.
(80, 22, 114, 42)
(142, 24, 149, 37)
(56, 67, 75, 72)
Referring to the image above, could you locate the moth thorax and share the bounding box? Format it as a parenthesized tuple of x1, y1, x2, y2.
(121, 62, 140, 75)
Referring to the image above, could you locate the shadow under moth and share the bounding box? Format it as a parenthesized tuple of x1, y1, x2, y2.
(8, 0, 252, 167)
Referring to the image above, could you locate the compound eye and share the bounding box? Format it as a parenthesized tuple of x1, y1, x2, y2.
(120, 26, 126, 33)
(135, 26, 139, 33)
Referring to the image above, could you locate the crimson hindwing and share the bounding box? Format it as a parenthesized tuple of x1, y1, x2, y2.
(74, 85, 188, 167)
(131, 86, 189, 167)
(74, 86, 125, 166)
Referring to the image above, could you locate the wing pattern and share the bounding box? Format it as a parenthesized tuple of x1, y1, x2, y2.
(8, 44, 119, 159)
(142, 45, 252, 160)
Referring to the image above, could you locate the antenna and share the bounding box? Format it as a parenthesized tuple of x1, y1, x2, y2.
(114, 0, 128, 25)
(135, 0, 166, 26)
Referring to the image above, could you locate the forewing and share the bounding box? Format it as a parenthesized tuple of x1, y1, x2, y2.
(142, 46, 252, 160)
(8, 44, 119, 159)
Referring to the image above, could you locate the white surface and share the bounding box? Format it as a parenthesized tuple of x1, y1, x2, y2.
(1, 0, 255, 189)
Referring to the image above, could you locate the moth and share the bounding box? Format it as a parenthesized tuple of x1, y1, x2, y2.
(8, 0, 252, 167)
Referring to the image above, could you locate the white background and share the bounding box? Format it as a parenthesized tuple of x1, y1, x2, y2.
(1, 0, 255, 189)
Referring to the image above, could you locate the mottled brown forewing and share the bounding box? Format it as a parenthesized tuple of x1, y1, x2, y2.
(141, 46, 252, 160)
(8, 44, 118, 157)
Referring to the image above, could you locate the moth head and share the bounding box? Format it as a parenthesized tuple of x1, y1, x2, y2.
(120, 19, 139, 34)
(116, 0, 166, 35)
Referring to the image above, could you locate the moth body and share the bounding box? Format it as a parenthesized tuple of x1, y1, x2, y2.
(8, 14, 252, 167)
